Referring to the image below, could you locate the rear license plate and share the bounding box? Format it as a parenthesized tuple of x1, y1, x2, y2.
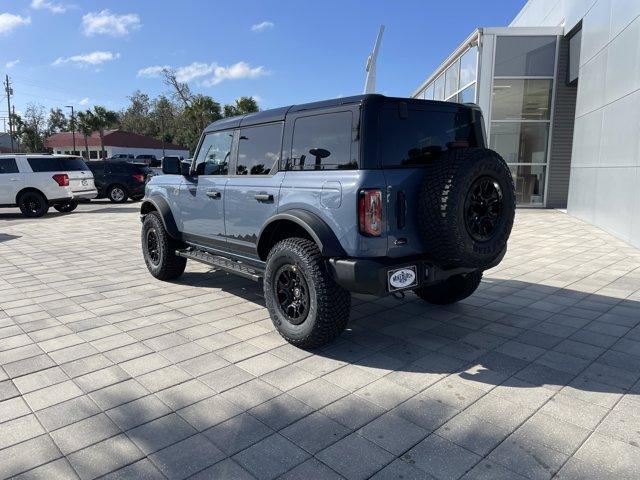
(388, 266, 418, 292)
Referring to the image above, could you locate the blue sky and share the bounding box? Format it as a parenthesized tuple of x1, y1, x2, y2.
(1, 0, 526, 117)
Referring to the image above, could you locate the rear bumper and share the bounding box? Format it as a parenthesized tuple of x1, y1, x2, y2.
(328, 249, 506, 296)
(49, 190, 98, 204)
(128, 184, 146, 198)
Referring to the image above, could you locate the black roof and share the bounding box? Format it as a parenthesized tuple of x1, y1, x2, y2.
(203, 94, 478, 133)
(204, 94, 374, 132)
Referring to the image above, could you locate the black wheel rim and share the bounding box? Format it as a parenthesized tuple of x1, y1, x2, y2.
(24, 194, 41, 214)
(146, 228, 160, 265)
(464, 176, 504, 242)
(274, 264, 309, 325)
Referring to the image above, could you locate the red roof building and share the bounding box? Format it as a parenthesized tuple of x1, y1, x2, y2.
(45, 130, 189, 160)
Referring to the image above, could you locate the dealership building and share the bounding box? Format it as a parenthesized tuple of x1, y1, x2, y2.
(412, 0, 640, 248)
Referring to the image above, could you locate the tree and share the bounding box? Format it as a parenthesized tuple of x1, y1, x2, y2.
(162, 68, 192, 107)
(76, 110, 95, 159)
(120, 91, 153, 137)
(223, 96, 259, 117)
(46, 107, 68, 136)
(13, 103, 47, 152)
(91, 106, 119, 158)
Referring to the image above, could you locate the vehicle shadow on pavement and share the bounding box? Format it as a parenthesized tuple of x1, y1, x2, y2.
(0, 233, 20, 243)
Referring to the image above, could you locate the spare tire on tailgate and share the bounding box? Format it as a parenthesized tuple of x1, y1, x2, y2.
(418, 147, 515, 269)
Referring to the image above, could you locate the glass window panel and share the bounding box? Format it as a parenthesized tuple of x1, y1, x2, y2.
(445, 59, 460, 99)
(433, 75, 445, 100)
(380, 107, 481, 167)
(460, 47, 477, 87)
(424, 84, 434, 100)
(494, 36, 557, 76)
(490, 122, 549, 163)
(568, 29, 581, 83)
(0, 158, 18, 174)
(491, 79, 552, 121)
(291, 111, 354, 170)
(195, 130, 233, 175)
(509, 164, 546, 205)
(459, 84, 476, 103)
(446, 93, 458, 102)
(237, 123, 282, 175)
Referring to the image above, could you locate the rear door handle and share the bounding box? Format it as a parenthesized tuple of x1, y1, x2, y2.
(206, 190, 222, 199)
(254, 194, 273, 202)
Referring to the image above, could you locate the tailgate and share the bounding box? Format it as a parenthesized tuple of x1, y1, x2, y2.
(67, 170, 95, 192)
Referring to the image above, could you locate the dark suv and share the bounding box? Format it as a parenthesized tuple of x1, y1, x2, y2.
(88, 160, 150, 203)
(140, 95, 515, 347)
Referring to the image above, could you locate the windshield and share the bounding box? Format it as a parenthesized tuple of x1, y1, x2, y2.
(380, 105, 482, 167)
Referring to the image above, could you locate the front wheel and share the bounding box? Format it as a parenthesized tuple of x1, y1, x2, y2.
(414, 271, 482, 305)
(141, 212, 187, 280)
(53, 202, 78, 213)
(108, 185, 128, 203)
(18, 191, 49, 218)
(264, 238, 351, 348)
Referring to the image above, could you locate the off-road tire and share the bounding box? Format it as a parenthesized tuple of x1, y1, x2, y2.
(53, 202, 78, 213)
(418, 148, 515, 269)
(108, 184, 128, 203)
(414, 270, 482, 305)
(264, 238, 350, 348)
(141, 211, 186, 280)
(18, 191, 49, 218)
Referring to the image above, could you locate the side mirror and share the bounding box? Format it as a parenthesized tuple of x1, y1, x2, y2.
(181, 161, 192, 176)
(162, 157, 181, 175)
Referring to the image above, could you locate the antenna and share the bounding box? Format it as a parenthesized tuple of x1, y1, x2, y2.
(364, 25, 385, 94)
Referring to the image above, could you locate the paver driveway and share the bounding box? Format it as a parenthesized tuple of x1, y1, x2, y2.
(1, 202, 640, 480)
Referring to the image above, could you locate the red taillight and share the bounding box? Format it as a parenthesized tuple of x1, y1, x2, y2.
(132, 174, 145, 183)
(52, 174, 69, 187)
(358, 189, 382, 236)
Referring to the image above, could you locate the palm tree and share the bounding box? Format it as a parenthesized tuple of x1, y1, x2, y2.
(76, 111, 95, 160)
(91, 106, 119, 159)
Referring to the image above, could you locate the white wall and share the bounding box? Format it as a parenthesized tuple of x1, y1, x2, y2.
(513, 0, 640, 248)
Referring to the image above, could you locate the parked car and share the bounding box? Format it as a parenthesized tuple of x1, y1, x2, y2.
(109, 154, 134, 160)
(135, 154, 160, 167)
(0, 154, 97, 217)
(87, 160, 151, 203)
(140, 94, 515, 347)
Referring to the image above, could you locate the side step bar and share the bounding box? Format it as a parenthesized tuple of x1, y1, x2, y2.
(175, 248, 263, 282)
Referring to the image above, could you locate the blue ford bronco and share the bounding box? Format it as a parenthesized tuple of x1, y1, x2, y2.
(140, 94, 515, 347)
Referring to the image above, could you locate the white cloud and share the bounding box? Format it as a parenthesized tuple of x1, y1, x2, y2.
(251, 21, 274, 33)
(5, 59, 20, 68)
(137, 65, 170, 78)
(202, 62, 268, 86)
(79, 97, 90, 105)
(0, 13, 31, 35)
(53, 51, 120, 68)
(175, 62, 214, 83)
(82, 9, 140, 37)
(31, 0, 67, 14)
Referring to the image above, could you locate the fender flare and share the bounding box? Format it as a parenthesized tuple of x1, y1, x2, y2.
(257, 209, 347, 260)
(140, 196, 181, 239)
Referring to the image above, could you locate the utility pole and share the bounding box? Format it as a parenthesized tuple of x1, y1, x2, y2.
(4, 75, 14, 153)
(66, 105, 76, 154)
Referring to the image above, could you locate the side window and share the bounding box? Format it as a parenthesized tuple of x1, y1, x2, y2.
(89, 163, 104, 175)
(27, 157, 62, 172)
(195, 131, 233, 176)
(291, 112, 355, 170)
(90, 151, 98, 159)
(236, 123, 282, 175)
(0, 158, 19, 174)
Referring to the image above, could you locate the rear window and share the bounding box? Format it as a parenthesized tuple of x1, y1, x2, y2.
(380, 106, 481, 167)
(107, 162, 149, 174)
(60, 157, 88, 171)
